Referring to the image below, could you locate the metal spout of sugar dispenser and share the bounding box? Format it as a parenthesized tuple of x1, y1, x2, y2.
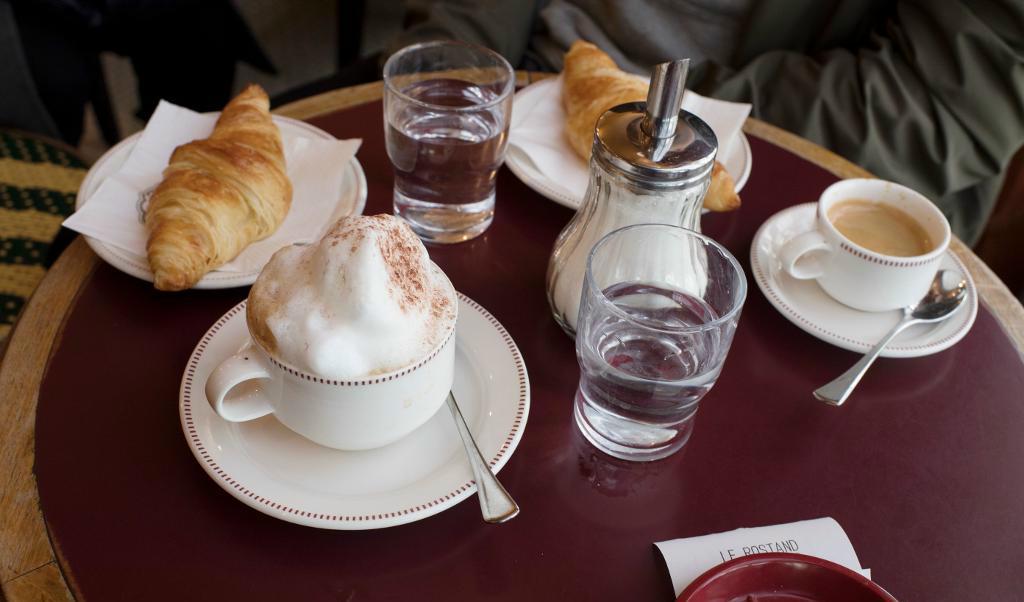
(640, 59, 689, 161)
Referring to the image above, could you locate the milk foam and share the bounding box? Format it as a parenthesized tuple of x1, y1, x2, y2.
(247, 214, 456, 379)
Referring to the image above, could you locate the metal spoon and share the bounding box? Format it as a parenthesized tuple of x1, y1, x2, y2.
(446, 392, 519, 523)
(814, 270, 968, 406)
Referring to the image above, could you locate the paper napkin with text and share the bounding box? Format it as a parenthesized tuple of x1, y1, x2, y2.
(655, 517, 870, 596)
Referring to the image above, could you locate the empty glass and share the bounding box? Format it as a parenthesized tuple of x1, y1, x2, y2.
(574, 224, 747, 461)
(383, 41, 515, 243)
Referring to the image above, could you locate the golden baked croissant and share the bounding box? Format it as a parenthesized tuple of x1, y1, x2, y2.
(705, 161, 740, 211)
(145, 84, 292, 290)
(561, 40, 740, 212)
(562, 40, 649, 162)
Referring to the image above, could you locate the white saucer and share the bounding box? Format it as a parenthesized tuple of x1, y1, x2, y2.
(507, 76, 752, 210)
(179, 293, 529, 529)
(75, 116, 367, 289)
(750, 203, 978, 358)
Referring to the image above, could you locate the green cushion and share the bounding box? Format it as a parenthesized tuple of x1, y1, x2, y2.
(0, 129, 87, 343)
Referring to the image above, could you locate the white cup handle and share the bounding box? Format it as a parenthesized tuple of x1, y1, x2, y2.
(778, 230, 832, 280)
(205, 343, 274, 422)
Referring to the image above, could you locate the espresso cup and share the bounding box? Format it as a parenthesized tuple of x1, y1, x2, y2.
(778, 179, 951, 312)
(204, 276, 458, 451)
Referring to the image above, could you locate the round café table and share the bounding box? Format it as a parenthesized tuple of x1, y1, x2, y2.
(2, 73, 1023, 601)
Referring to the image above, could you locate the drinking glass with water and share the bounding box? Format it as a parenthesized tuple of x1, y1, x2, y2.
(383, 41, 514, 243)
(574, 224, 747, 461)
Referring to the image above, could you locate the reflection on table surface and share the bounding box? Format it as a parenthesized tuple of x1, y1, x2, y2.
(2, 79, 1024, 602)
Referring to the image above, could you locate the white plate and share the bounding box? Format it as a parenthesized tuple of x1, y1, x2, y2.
(75, 116, 367, 289)
(750, 203, 977, 358)
(179, 293, 529, 529)
(507, 76, 752, 210)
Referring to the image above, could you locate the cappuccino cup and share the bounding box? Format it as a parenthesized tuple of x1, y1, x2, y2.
(778, 179, 950, 312)
(204, 265, 458, 451)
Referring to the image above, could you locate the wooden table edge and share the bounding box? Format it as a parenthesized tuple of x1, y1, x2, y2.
(738, 118, 1024, 356)
(273, 70, 1023, 356)
(2, 71, 1021, 602)
(1, 237, 97, 600)
(271, 71, 548, 122)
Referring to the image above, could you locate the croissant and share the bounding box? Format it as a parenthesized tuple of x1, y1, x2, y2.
(562, 41, 649, 162)
(145, 84, 292, 290)
(561, 40, 740, 212)
(706, 161, 741, 211)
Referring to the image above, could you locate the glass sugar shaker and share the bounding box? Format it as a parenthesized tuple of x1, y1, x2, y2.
(546, 59, 719, 336)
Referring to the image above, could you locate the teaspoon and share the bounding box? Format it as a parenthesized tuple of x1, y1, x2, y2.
(446, 392, 519, 523)
(814, 270, 968, 406)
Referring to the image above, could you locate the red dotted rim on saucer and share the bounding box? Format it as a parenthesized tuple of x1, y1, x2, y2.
(179, 293, 528, 526)
(751, 204, 976, 353)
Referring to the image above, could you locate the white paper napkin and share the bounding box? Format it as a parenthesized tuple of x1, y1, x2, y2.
(655, 517, 871, 596)
(64, 100, 362, 274)
(508, 75, 751, 202)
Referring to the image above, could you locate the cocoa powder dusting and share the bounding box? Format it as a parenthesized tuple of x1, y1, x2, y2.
(376, 218, 428, 313)
(327, 215, 456, 346)
(431, 293, 451, 319)
(370, 217, 456, 348)
(247, 214, 456, 377)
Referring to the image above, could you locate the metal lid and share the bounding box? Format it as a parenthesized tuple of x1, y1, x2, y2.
(593, 59, 718, 187)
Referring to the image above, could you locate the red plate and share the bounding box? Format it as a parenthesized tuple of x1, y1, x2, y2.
(678, 553, 898, 602)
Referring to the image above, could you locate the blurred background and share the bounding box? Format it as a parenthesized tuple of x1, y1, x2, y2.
(34, 0, 405, 162)
(0, 0, 408, 344)
(0, 0, 1020, 348)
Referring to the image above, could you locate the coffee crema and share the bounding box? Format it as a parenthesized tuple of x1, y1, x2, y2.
(827, 199, 933, 257)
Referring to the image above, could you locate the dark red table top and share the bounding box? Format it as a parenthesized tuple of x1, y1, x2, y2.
(35, 101, 1024, 601)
